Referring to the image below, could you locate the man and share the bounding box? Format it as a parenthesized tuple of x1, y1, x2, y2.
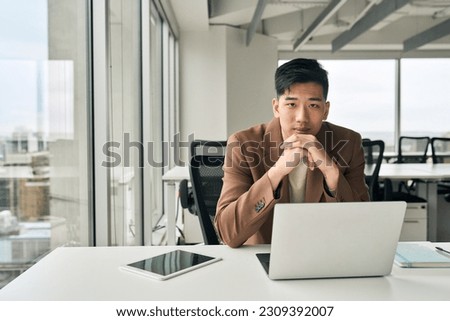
(215, 58, 369, 248)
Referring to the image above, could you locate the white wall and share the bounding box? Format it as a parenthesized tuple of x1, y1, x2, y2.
(179, 25, 277, 160)
(225, 27, 278, 135)
(179, 26, 228, 144)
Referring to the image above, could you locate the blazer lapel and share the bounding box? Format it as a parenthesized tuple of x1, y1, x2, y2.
(305, 122, 329, 202)
(262, 117, 283, 172)
(262, 118, 290, 203)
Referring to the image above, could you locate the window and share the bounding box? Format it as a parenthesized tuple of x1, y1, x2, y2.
(0, 0, 91, 287)
(401, 59, 450, 139)
(97, 0, 178, 246)
(320, 60, 396, 152)
(1, 0, 180, 289)
(106, 0, 143, 246)
(144, 2, 164, 244)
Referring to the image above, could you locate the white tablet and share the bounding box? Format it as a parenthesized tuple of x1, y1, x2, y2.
(120, 249, 222, 280)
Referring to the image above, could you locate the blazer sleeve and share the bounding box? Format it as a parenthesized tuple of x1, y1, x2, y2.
(214, 134, 279, 248)
(329, 132, 370, 202)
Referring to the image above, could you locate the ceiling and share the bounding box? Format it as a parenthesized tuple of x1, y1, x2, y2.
(169, 0, 450, 58)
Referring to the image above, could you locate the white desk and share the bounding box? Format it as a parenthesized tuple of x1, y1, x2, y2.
(1, 243, 450, 301)
(162, 166, 189, 245)
(378, 163, 450, 180)
(378, 163, 450, 242)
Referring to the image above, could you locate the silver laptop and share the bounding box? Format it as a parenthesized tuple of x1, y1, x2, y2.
(257, 201, 406, 280)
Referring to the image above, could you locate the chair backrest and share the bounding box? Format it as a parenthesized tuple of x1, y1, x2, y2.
(190, 140, 227, 158)
(189, 155, 225, 245)
(179, 140, 227, 216)
(362, 139, 385, 201)
(431, 137, 450, 164)
(397, 136, 430, 163)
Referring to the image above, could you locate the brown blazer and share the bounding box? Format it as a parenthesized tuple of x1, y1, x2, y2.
(215, 118, 369, 248)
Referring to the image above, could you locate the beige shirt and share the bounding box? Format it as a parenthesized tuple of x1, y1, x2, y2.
(288, 161, 308, 203)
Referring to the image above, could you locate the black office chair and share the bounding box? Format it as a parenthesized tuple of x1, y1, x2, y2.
(394, 136, 431, 196)
(431, 137, 450, 164)
(381, 136, 430, 203)
(190, 140, 227, 159)
(396, 136, 430, 164)
(362, 139, 385, 201)
(431, 137, 450, 202)
(179, 140, 227, 214)
(179, 140, 226, 245)
(189, 155, 224, 245)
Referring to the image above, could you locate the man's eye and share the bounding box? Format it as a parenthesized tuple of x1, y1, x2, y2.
(309, 104, 319, 108)
(287, 103, 296, 108)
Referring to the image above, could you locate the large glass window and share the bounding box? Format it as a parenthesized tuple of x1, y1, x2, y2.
(107, 0, 143, 246)
(400, 59, 450, 139)
(0, 0, 179, 288)
(102, 0, 177, 246)
(146, 3, 164, 244)
(320, 60, 397, 152)
(0, 0, 91, 287)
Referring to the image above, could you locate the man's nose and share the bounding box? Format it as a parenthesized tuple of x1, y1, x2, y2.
(295, 105, 309, 122)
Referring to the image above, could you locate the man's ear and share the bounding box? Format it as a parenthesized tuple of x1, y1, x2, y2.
(323, 101, 330, 120)
(272, 98, 280, 118)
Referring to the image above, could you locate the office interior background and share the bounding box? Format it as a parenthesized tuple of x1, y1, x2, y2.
(1, 0, 450, 288)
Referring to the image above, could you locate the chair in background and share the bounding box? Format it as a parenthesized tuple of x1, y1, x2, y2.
(395, 136, 431, 196)
(190, 140, 227, 158)
(189, 155, 224, 245)
(431, 137, 450, 164)
(179, 140, 226, 215)
(179, 140, 226, 245)
(431, 137, 450, 202)
(396, 136, 430, 164)
(362, 139, 385, 201)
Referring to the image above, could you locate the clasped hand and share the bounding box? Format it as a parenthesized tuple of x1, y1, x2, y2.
(267, 134, 339, 191)
(278, 134, 328, 174)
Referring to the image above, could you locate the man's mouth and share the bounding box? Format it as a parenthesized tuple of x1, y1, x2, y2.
(294, 127, 310, 134)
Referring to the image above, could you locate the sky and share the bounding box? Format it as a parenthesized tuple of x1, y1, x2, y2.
(0, 0, 48, 136)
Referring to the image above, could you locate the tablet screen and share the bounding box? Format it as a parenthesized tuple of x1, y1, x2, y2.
(125, 250, 219, 279)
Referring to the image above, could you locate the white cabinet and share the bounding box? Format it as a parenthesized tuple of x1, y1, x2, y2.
(399, 203, 427, 241)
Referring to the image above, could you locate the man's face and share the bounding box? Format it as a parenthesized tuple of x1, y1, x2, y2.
(272, 82, 330, 140)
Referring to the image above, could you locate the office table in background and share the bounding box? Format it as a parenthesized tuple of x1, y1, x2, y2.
(162, 166, 189, 245)
(1, 243, 450, 301)
(378, 163, 450, 242)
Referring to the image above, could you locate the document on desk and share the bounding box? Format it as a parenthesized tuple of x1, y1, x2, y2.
(120, 250, 222, 280)
(395, 242, 450, 268)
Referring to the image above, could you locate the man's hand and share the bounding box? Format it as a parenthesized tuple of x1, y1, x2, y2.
(267, 134, 339, 192)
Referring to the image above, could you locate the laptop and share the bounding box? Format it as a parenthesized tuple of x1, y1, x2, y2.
(257, 201, 406, 280)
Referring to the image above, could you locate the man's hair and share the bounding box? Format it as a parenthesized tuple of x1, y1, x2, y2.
(275, 58, 329, 99)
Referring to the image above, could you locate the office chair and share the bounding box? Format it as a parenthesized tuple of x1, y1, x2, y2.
(396, 136, 430, 164)
(189, 155, 225, 245)
(179, 140, 226, 244)
(431, 137, 450, 202)
(190, 140, 227, 158)
(362, 139, 385, 201)
(179, 140, 227, 215)
(394, 136, 431, 196)
(381, 136, 431, 203)
(431, 137, 450, 164)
